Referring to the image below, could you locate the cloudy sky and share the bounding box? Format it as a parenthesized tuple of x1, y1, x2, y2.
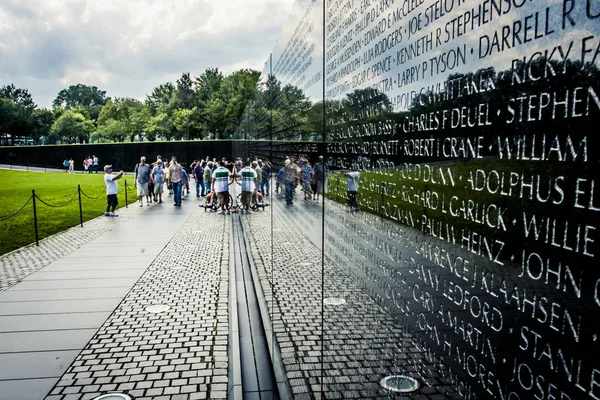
(0, 0, 296, 108)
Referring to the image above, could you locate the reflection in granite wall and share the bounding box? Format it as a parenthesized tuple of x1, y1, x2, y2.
(237, 0, 600, 398)
(0, 141, 235, 171)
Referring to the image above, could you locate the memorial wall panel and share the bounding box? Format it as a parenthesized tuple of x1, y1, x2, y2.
(237, 0, 600, 398)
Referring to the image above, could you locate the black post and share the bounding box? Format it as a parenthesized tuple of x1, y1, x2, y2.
(32, 190, 39, 246)
(125, 180, 128, 208)
(78, 185, 83, 227)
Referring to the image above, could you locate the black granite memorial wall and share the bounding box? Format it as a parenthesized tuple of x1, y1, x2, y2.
(237, 0, 600, 398)
(0, 141, 234, 171)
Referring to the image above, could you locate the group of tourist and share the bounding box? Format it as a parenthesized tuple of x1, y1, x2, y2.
(276, 155, 358, 211)
(84, 155, 99, 173)
(102, 153, 358, 217)
(62, 155, 99, 173)
(276, 156, 327, 205)
(204, 157, 270, 215)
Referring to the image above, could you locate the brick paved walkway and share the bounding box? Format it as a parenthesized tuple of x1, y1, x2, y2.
(1, 181, 465, 400)
(0, 191, 231, 400)
(243, 191, 461, 399)
(45, 208, 230, 400)
(0, 201, 147, 293)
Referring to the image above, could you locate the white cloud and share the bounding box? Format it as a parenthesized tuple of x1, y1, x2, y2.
(0, 0, 296, 107)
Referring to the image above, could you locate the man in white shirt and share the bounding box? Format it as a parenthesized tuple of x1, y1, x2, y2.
(211, 161, 233, 215)
(104, 165, 124, 217)
(239, 160, 258, 214)
(92, 155, 99, 173)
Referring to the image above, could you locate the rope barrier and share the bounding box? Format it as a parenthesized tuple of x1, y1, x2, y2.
(80, 187, 106, 200)
(0, 196, 33, 221)
(34, 189, 79, 208)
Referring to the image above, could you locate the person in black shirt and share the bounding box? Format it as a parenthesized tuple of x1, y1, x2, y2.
(313, 156, 327, 201)
(261, 161, 271, 197)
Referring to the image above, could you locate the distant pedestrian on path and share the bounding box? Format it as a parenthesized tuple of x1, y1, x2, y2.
(301, 159, 312, 201)
(283, 158, 299, 205)
(253, 161, 262, 194)
(212, 161, 233, 215)
(83, 158, 89, 173)
(313, 156, 327, 201)
(346, 164, 360, 212)
(277, 164, 285, 196)
(63, 158, 69, 172)
(151, 161, 165, 203)
(169, 157, 184, 207)
(134, 156, 152, 207)
(87, 156, 93, 173)
(194, 161, 204, 197)
(68, 158, 74, 173)
(92, 155, 99, 173)
(261, 161, 271, 197)
(181, 166, 189, 197)
(204, 161, 213, 197)
(104, 165, 124, 217)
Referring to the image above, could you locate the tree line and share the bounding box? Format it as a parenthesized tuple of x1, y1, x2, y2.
(0, 68, 260, 145)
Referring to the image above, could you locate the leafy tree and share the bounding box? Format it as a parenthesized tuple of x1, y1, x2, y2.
(97, 97, 149, 142)
(173, 107, 202, 140)
(174, 72, 194, 110)
(30, 109, 54, 144)
(98, 119, 126, 142)
(96, 100, 120, 127)
(0, 85, 37, 144)
(125, 106, 151, 142)
(145, 82, 176, 116)
(145, 112, 173, 141)
(89, 132, 101, 143)
(50, 110, 94, 144)
(303, 101, 324, 141)
(204, 69, 260, 138)
(194, 68, 223, 104)
(0, 84, 36, 109)
(0, 98, 17, 144)
(52, 84, 108, 121)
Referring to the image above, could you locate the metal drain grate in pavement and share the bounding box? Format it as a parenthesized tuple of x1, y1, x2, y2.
(93, 394, 132, 400)
(380, 375, 419, 393)
(145, 304, 170, 313)
(323, 297, 346, 306)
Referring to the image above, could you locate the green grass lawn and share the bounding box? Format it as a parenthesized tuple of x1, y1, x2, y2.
(326, 159, 588, 262)
(0, 170, 138, 255)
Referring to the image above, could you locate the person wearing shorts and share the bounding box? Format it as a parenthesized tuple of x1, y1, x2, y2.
(134, 156, 152, 206)
(151, 161, 165, 203)
(104, 165, 124, 217)
(240, 160, 258, 214)
(212, 161, 233, 215)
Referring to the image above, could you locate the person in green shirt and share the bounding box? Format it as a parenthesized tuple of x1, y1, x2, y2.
(204, 161, 213, 196)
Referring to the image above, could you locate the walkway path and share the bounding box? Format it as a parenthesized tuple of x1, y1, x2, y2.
(243, 192, 461, 399)
(0, 179, 460, 399)
(0, 192, 230, 400)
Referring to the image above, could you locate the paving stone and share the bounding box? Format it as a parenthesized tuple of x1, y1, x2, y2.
(0, 197, 149, 292)
(244, 196, 461, 398)
(40, 207, 229, 399)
